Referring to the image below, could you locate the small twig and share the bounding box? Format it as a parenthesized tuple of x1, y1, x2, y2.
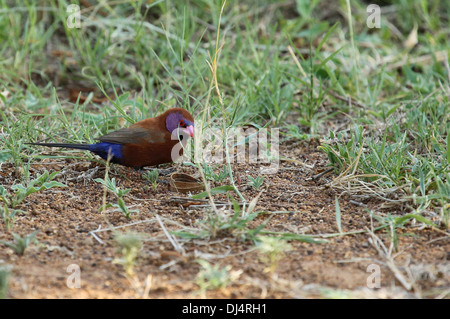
(424, 235, 450, 245)
(349, 200, 367, 207)
(312, 168, 334, 180)
(126, 274, 152, 299)
(155, 214, 185, 255)
(287, 45, 307, 78)
(90, 220, 154, 235)
(280, 157, 314, 169)
(89, 225, 105, 244)
(189, 203, 235, 209)
(168, 196, 245, 209)
(366, 227, 414, 291)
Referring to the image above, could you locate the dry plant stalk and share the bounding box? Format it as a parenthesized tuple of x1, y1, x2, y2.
(366, 227, 416, 293)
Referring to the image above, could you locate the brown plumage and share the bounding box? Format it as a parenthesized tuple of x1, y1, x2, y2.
(29, 108, 195, 168)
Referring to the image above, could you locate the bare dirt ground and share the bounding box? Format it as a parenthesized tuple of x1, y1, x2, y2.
(0, 140, 448, 298)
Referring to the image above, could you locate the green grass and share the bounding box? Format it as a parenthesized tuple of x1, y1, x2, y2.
(0, 0, 448, 300)
(0, 0, 448, 258)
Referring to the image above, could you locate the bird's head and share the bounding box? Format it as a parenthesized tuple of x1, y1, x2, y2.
(165, 108, 195, 140)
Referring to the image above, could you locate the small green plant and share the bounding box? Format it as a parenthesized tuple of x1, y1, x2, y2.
(201, 208, 261, 240)
(0, 171, 66, 208)
(247, 175, 264, 190)
(174, 193, 268, 241)
(0, 231, 39, 256)
(319, 122, 449, 228)
(370, 211, 436, 252)
(203, 163, 230, 182)
(95, 177, 139, 219)
(113, 232, 143, 277)
(95, 176, 130, 198)
(0, 204, 23, 231)
(256, 236, 292, 274)
(142, 169, 159, 191)
(113, 197, 139, 219)
(195, 259, 241, 296)
(0, 264, 12, 299)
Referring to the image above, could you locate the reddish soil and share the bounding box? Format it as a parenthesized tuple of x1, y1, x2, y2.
(0, 140, 448, 298)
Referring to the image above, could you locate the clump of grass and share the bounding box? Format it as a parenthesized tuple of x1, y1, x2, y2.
(370, 211, 438, 252)
(320, 121, 449, 228)
(174, 191, 267, 241)
(198, 208, 261, 240)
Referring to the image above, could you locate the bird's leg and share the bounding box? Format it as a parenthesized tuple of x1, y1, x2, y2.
(154, 165, 175, 185)
(155, 165, 176, 176)
(157, 179, 169, 185)
(133, 166, 146, 174)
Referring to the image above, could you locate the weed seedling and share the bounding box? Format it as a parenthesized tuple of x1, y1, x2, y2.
(0, 265, 12, 299)
(256, 236, 292, 274)
(203, 163, 230, 182)
(113, 232, 143, 277)
(95, 176, 139, 219)
(142, 169, 159, 191)
(0, 231, 38, 256)
(0, 204, 23, 231)
(195, 259, 241, 297)
(0, 171, 66, 208)
(247, 175, 264, 190)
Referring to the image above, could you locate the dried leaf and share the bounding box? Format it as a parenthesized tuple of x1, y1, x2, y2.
(169, 173, 204, 193)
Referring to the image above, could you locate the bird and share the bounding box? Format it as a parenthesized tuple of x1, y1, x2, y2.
(29, 108, 194, 169)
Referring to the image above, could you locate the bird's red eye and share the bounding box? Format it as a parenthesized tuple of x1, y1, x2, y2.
(179, 120, 185, 127)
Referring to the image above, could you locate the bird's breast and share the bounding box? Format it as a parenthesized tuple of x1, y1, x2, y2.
(121, 139, 183, 167)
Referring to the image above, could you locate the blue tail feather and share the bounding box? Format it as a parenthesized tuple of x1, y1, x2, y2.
(29, 142, 123, 164)
(88, 143, 123, 164)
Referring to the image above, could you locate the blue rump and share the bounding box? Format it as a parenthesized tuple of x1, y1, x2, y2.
(89, 143, 123, 164)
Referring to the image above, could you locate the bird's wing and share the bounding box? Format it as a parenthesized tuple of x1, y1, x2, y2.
(97, 126, 166, 144)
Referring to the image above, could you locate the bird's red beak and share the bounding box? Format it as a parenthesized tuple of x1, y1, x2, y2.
(186, 125, 194, 137)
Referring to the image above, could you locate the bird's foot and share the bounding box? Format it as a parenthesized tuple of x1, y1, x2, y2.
(156, 167, 176, 176)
